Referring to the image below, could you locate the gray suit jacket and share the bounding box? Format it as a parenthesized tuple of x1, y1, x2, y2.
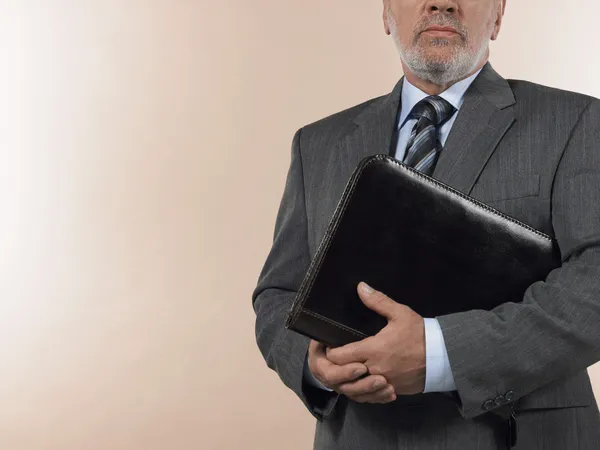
(252, 62, 600, 449)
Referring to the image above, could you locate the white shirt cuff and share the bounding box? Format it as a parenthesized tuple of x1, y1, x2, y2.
(423, 317, 457, 393)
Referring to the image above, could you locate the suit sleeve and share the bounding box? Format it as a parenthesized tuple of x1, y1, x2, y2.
(252, 127, 341, 420)
(436, 98, 600, 420)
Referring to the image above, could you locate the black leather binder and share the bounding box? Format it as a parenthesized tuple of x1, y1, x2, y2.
(285, 154, 561, 348)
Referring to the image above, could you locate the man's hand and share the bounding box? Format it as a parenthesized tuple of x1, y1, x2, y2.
(308, 340, 397, 404)
(326, 282, 427, 396)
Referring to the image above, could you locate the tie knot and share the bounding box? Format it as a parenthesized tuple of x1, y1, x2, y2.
(409, 96, 455, 127)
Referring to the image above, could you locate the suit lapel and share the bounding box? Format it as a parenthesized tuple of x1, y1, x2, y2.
(338, 77, 404, 183)
(433, 62, 516, 194)
(339, 62, 516, 196)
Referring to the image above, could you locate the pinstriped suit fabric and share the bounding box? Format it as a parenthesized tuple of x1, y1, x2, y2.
(252, 62, 600, 449)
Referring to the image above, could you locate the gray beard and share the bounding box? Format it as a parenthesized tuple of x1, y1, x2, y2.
(388, 13, 491, 85)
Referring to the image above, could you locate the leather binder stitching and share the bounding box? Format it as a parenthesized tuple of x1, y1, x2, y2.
(301, 309, 368, 339)
(287, 154, 553, 331)
(381, 155, 553, 242)
(288, 155, 369, 325)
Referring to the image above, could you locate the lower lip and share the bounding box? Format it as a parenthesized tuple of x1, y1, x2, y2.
(423, 30, 458, 37)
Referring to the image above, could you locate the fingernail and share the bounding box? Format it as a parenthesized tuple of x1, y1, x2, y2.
(360, 282, 374, 295)
(353, 368, 367, 377)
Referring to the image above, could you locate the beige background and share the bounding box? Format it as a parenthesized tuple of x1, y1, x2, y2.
(1, 1, 599, 449)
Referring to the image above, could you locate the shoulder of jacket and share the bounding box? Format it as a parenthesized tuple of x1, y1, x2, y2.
(297, 93, 387, 144)
(507, 78, 599, 107)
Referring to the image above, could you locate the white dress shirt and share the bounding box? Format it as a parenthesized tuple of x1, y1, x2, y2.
(304, 67, 483, 394)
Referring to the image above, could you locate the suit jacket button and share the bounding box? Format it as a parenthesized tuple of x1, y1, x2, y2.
(505, 390, 515, 402)
(494, 395, 505, 406)
(483, 399, 495, 410)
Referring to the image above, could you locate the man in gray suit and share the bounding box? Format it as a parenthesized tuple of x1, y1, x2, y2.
(252, 0, 600, 448)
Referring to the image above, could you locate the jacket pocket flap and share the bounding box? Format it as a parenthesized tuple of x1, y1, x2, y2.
(473, 174, 540, 203)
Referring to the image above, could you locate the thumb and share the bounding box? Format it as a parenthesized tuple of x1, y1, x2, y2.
(357, 282, 398, 320)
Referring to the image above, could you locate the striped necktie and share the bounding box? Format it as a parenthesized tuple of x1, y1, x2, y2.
(402, 96, 456, 176)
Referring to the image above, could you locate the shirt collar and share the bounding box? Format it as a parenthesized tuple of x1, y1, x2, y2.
(397, 67, 483, 129)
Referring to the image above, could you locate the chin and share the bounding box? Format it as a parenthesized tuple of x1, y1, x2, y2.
(421, 51, 456, 68)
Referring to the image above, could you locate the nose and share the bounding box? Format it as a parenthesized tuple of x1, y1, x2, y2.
(424, 0, 459, 14)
